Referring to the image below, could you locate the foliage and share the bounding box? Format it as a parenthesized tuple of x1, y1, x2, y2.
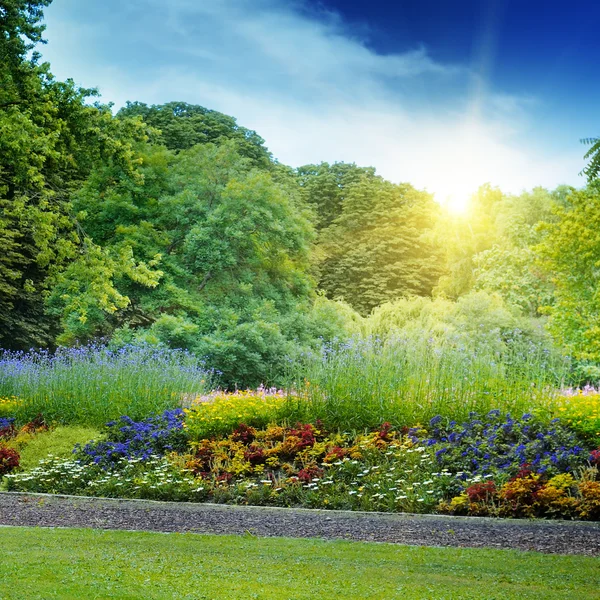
(422, 411, 589, 480)
(0, 396, 21, 419)
(183, 388, 287, 441)
(552, 388, 600, 444)
(473, 246, 553, 316)
(0, 444, 20, 475)
(0, 417, 16, 438)
(285, 334, 565, 431)
(6, 402, 600, 521)
(77, 409, 187, 467)
(296, 162, 377, 230)
(57, 140, 316, 386)
(436, 185, 558, 317)
(313, 169, 444, 315)
(4, 454, 206, 501)
(0, 344, 210, 426)
(364, 291, 551, 349)
(440, 468, 600, 520)
(0, 0, 147, 350)
(582, 137, 600, 183)
(118, 101, 272, 167)
(536, 183, 600, 368)
(6, 425, 100, 471)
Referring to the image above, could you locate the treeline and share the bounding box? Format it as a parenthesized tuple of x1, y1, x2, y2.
(1, 1, 599, 385)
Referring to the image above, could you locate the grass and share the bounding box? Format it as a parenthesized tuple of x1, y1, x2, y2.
(5, 426, 101, 471)
(0, 527, 598, 599)
(284, 335, 567, 430)
(0, 344, 211, 427)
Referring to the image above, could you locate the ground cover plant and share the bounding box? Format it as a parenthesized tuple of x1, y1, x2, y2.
(2, 528, 599, 600)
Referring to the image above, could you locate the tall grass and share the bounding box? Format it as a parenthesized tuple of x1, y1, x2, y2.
(284, 335, 568, 430)
(0, 344, 211, 426)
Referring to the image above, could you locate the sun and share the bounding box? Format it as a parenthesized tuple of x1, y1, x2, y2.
(427, 126, 494, 214)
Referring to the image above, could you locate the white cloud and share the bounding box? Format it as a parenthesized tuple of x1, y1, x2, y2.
(40, 0, 585, 204)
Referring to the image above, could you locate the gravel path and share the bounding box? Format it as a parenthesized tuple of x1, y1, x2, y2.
(1, 491, 599, 556)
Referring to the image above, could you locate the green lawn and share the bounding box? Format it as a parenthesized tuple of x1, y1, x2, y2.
(0, 528, 599, 599)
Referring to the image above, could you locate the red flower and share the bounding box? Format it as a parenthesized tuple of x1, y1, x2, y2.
(232, 423, 256, 444)
(244, 445, 266, 465)
(324, 446, 348, 462)
(297, 465, 324, 483)
(377, 422, 394, 441)
(288, 424, 316, 450)
(466, 480, 496, 502)
(0, 444, 19, 475)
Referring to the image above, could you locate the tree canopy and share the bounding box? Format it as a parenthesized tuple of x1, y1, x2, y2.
(2, 0, 600, 386)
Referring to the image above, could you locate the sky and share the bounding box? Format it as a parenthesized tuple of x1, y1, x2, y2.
(39, 0, 600, 210)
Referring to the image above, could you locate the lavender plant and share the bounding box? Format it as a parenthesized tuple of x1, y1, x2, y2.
(0, 344, 211, 426)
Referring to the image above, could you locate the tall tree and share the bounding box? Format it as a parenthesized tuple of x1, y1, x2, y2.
(51, 141, 315, 385)
(0, 0, 145, 348)
(317, 172, 444, 315)
(117, 101, 272, 168)
(296, 162, 377, 230)
(536, 183, 600, 370)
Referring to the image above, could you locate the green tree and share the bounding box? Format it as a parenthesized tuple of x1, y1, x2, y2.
(297, 162, 377, 230)
(317, 173, 444, 315)
(54, 141, 316, 385)
(536, 183, 600, 369)
(435, 184, 503, 299)
(0, 0, 145, 349)
(582, 137, 600, 183)
(117, 101, 272, 168)
(470, 187, 558, 316)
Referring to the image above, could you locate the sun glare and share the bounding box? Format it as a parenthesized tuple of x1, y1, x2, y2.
(428, 126, 493, 214)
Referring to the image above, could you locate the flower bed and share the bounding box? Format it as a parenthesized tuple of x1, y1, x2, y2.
(4, 406, 599, 520)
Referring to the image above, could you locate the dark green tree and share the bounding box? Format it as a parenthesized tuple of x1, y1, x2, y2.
(296, 162, 377, 230)
(117, 101, 272, 168)
(0, 0, 145, 349)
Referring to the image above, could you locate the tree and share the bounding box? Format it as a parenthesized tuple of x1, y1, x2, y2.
(0, 0, 146, 349)
(296, 162, 377, 230)
(317, 172, 444, 315)
(54, 141, 316, 385)
(435, 184, 503, 299)
(536, 183, 600, 369)
(582, 137, 600, 183)
(117, 101, 273, 168)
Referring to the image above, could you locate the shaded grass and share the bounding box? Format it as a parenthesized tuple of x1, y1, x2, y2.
(284, 336, 566, 431)
(0, 527, 598, 599)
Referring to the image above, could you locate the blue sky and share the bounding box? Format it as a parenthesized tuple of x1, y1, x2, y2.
(39, 0, 600, 207)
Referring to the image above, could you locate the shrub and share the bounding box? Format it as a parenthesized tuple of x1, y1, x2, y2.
(184, 388, 286, 441)
(553, 389, 600, 444)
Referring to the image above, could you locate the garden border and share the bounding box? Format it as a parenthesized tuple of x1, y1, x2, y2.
(1, 491, 599, 556)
